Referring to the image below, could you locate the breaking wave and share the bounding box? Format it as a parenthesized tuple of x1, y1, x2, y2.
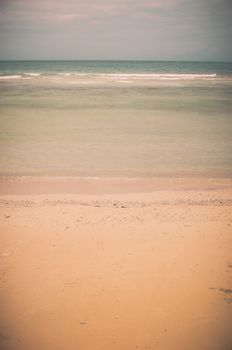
(0, 72, 220, 81)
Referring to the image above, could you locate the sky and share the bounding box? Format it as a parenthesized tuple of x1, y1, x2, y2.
(0, 0, 231, 61)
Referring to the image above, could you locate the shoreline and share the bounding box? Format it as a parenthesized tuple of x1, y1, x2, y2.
(0, 176, 232, 195)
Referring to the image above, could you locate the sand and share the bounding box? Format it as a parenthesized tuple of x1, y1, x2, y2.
(0, 178, 232, 350)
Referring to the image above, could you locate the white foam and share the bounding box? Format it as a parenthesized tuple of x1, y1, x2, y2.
(58, 73, 72, 76)
(57, 73, 218, 81)
(24, 72, 42, 77)
(57, 73, 88, 77)
(0, 75, 23, 80)
(94, 73, 218, 80)
(0, 72, 219, 82)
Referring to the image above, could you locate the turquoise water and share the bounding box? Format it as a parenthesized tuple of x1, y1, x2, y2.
(0, 61, 232, 177)
(1, 60, 232, 76)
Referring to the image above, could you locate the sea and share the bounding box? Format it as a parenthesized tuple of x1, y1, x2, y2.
(0, 60, 232, 178)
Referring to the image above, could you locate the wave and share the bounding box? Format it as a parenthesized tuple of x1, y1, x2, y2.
(89, 73, 217, 79)
(0, 75, 24, 80)
(24, 72, 42, 77)
(0, 72, 221, 81)
(0, 72, 42, 80)
(53, 73, 218, 80)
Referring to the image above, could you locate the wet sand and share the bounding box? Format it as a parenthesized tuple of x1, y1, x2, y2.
(0, 179, 232, 350)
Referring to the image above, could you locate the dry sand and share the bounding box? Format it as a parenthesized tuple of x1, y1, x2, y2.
(0, 178, 232, 350)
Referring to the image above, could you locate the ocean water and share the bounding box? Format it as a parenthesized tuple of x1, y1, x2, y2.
(0, 61, 232, 177)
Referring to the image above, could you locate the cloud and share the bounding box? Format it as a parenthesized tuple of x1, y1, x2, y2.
(0, 0, 231, 60)
(0, 0, 186, 25)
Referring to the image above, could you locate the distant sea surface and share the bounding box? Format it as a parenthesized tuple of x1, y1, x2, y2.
(0, 61, 232, 177)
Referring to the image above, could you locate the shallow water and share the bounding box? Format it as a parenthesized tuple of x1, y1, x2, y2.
(0, 61, 232, 177)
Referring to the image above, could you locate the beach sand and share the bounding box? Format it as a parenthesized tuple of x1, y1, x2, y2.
(0, 178, 232, 350)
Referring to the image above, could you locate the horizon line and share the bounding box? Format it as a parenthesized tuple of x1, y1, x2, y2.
(0, 59, 232, 63)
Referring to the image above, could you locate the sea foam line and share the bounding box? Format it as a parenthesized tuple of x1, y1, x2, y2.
(55, 73, 218, 79)
(24, 72, 42, 77)
(0, 75, 23, 80)
(0, 72, 218, 81)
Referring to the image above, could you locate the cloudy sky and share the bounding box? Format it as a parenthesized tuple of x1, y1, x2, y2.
(0, 0, 231, 60)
